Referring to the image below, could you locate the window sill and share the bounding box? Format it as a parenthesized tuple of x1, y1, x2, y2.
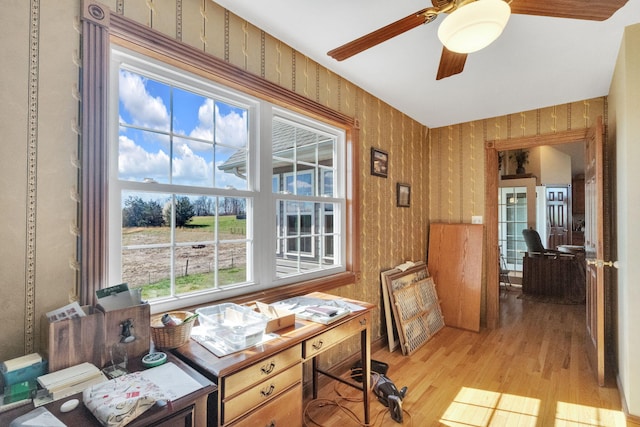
(181, 271, 359, 312)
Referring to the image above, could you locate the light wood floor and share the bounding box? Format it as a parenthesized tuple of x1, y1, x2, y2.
(305, 288, 638, 426)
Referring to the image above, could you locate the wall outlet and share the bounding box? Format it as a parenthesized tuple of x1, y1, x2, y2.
(471, 216, 483, 224)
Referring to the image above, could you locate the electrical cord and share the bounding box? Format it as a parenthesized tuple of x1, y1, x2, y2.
(302, 368, 413, 426)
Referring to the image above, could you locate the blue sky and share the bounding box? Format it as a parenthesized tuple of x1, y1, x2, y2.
(118, 70, 248, 189)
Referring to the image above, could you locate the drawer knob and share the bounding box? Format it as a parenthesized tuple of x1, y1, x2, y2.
(261, 384, 276, 397)
(261, 361, 276, 375)
(359, 318, 367, 326)
(312, 339, 324, 350)
(265, 421, 276, 427)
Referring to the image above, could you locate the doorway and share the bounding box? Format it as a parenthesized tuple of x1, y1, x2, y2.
(484, 129, 590, 329)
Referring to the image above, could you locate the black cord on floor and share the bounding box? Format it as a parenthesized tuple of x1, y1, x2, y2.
(302, 369, 412, 426)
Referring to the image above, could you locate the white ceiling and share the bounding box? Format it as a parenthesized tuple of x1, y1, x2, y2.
(210, 0, 639, 128)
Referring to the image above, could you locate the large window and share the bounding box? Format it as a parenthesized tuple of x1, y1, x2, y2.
(109, 48, 346, 311)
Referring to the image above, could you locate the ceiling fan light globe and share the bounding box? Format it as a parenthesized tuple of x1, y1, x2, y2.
(437, 0, 511, 54)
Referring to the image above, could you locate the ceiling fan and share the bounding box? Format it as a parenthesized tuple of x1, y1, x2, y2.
(327, 0, 628, 80)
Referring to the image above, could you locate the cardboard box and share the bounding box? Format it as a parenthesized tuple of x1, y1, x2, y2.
(254, 302, 295, 333)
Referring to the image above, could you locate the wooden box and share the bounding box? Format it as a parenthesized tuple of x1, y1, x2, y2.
(41, 306, 105, 372)
(99, 304, 151, 362)
(41, 304, 150, 372)
(253, 302, 295, 333)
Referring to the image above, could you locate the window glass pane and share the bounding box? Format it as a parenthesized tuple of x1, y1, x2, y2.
(214, 101, 248, 149)
(275, 200, 339, 279)
(119, 129, 170, 183)
(285, 170, 314, 196)
(119, 70, 170, 132)
(121, 191, 171, 244)
(321, 169, 334, 197)
(172, 89, 213, 140)
(172, 137, 214, 186)
(174, 245, 213, 294)
(218, 242, 248, 286)
(216, 145, 247, 190)
(123, 247, 172, 300)
(272, 118, 336, 198)
(174, 197, 215, 244)
(218, 197, 247, 241)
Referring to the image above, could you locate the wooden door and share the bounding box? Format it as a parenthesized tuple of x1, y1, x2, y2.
(584, 118, 605, 386)
(546, 186, 570, 248)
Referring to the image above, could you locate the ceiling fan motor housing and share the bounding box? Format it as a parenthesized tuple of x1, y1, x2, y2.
(437, 0, 511, 53)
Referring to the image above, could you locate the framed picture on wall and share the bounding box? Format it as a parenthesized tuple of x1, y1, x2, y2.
(397, 183, 411, 207)
(371, 148, 388, 178)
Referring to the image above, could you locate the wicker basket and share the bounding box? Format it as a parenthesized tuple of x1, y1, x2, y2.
(150, 311, 195, 349)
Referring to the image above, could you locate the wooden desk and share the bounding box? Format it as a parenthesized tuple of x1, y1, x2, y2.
(173, 293, 374, 426)
(0, 354, 215, 427)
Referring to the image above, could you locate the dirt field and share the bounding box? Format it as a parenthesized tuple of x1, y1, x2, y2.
(122, 227, 246, 288)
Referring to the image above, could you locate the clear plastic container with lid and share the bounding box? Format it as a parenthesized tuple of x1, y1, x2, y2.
(195, 303, 269, 350)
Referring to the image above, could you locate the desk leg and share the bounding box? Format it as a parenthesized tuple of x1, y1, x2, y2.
(312, 356, 319, 399)
(193, 394, 208, 427)
(361, 328, 370, 425)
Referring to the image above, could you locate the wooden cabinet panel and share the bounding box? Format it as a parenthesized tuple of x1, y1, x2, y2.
(224, 345, 300, 397)
(227, 383, 303, 427)
(222, 363, 302, 424)
(427, 223, 483, 332)
(302, 313, 369, 359)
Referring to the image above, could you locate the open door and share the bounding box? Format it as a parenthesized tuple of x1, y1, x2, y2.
(584, 117, 606, 386)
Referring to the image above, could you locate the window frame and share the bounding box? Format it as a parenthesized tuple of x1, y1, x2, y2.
(80, 6, 359, 309)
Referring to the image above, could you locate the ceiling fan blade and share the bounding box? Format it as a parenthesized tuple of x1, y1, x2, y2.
(510, 0, 628, 21)
(327, 8, 433, 61)
(436, 47, 467, 80)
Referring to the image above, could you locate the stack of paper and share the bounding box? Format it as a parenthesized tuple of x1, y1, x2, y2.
(2, 353, 42, 373)
(37, 362, 107, 400)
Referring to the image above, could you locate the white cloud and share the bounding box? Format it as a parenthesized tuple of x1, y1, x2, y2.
(119, 71, 170, 131)
(172, 142, 212, 185)
(118, 135, 169, 180)
(215, 105, 247, 148)
(189, 99, 214, 141)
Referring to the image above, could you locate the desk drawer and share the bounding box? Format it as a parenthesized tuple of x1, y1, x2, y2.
(222, 363, 302, 424)
(226, 383, 302, 427)
(303, 312, 370, 359)
(224, 345, 301, 397)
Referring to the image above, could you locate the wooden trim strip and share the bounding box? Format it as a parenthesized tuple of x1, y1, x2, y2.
(108, 13, 355, 129)
(80, 3, 111, 305)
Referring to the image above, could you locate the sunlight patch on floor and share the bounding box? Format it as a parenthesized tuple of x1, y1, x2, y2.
(439, 387, 628, 426)
(439, 387, 539, 426)
(555, 401, 627, 426)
